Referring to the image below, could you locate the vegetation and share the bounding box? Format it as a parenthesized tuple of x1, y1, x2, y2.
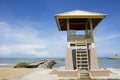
(14, 59, 57, 68)
(48, 60, 56, 68)
(14, 62, 29, 68)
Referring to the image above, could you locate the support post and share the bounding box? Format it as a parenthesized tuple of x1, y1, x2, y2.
(85, 24, 88, 37)
(67, 19, 70, 41)
(66, 19, 74, 70)
(89, 19, 99, 70)
(90, 18, 93, 38)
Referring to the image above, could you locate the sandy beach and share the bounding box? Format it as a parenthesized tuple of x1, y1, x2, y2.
(0, 66, 58, 80)
(0, 66, 40, 80)
(0, 66, 120, 80)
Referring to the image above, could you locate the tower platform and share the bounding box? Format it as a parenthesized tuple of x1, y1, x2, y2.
(50, 69, 111, 79)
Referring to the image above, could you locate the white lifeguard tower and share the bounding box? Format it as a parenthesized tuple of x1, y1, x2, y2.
(53, 10, 110, 79)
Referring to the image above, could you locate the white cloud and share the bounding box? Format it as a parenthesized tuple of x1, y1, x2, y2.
(27, 50, 49, 57)
(10, 44, 46, 49)
(0, 47, 11, 55)
(0, 45, 51, 57)
(0, 21, 49, 57)
(0, 21, 65, 57)
(95, 34, 120, 42)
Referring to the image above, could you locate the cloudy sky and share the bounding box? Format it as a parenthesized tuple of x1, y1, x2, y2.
(0, 0, 120, 58)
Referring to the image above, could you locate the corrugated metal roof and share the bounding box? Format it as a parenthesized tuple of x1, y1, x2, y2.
(56, 10, 106, 16)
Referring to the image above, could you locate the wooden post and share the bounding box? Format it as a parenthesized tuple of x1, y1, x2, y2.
(67, 19, 70, 41)
(85, 23, 88, 37)
(90, 18, 93, 38)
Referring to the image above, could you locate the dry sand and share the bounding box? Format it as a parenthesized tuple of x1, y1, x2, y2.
(0, 66, 120, 80)
(0, 66, 39, 80)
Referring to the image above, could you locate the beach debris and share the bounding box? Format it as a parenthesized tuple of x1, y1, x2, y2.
(14, 59, 56, 69)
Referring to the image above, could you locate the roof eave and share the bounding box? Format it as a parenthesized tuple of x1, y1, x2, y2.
(93, 15, 106, 30)
(54, 16, 61, 31)
(55, 15, 106, 19)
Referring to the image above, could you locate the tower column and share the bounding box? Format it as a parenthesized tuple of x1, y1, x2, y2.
(89, 43, 99, 70)
(89, 19, 99, 70)
(90, 18, 93, 38)
(66, 19, 74, 70)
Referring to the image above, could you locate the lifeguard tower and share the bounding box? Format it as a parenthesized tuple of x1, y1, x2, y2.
(52, 10, 111, 79)
(55, 10, 106, 71)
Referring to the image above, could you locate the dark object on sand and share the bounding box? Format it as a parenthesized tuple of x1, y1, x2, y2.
(14, 60, 56, 69)
(14, 62, 29, 68)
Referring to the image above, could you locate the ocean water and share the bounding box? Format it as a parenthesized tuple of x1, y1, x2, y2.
(0, 58, 65, 68)
(0, 58, 120, 68)
(98, 58, 120, 68)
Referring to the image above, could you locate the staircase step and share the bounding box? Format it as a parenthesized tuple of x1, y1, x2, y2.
(80, 73, 90, 79)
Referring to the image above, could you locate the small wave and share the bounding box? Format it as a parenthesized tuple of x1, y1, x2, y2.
(0, 63, 15, 66)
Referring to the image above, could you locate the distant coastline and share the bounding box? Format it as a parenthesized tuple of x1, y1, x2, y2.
(108, 54, 120, 59)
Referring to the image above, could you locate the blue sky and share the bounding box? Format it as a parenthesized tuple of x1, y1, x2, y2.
(0, 0, 120, 58)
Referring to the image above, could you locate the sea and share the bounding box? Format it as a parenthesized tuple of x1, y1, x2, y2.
(0, 58, 120, 68)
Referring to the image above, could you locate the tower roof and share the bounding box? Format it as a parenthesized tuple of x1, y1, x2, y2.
(55, 10, 106, 31)
(55, 10, 106, 16)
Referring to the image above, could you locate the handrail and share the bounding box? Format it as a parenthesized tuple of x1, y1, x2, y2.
(67, 35, 93, 43)
(68, 35, 91, 39)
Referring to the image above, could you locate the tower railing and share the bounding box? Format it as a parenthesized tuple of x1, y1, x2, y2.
(67, 35, 93, 43)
